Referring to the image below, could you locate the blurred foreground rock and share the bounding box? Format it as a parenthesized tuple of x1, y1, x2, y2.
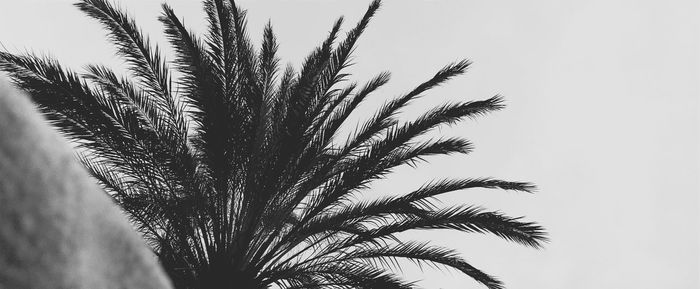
(0, 78, 172, 289)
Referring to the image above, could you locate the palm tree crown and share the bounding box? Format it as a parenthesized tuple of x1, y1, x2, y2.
(0, 0, 546, 288)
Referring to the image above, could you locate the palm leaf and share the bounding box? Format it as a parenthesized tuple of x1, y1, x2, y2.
(0, 1, 546, 288)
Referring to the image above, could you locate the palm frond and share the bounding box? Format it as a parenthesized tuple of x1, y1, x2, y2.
(341, 241, 504, 289)
(75, 0, 176, 122)
(0, 1, 546, 288)
(349, 60, 472, 151)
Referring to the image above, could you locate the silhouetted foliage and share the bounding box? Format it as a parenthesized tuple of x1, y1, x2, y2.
(0, 1, 546, 288)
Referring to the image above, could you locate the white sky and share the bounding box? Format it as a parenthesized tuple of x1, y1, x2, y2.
(1, 0, 698, 288)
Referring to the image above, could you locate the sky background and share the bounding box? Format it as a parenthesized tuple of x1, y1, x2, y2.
(1, 0, 698, 288)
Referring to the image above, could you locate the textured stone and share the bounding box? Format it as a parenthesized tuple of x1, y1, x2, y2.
(0, 78, 172, 289)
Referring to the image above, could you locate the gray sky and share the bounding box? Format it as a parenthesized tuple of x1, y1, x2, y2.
(1, 0, 698, 288)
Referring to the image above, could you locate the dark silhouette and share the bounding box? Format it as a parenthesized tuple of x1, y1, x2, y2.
(0, 0, 546, 288)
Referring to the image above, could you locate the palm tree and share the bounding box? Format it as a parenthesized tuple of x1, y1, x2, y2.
(0, 0, 546, 288)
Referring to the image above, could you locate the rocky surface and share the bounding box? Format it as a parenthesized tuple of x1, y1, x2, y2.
(0, 78, 172, 289)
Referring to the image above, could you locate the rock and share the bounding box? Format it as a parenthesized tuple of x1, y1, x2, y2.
(0, 78, 172, 289)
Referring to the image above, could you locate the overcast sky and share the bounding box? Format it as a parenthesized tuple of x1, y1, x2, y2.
(1, 0, 698, 288)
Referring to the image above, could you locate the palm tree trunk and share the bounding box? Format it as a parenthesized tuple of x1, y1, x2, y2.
(196, 263, 263, 289)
